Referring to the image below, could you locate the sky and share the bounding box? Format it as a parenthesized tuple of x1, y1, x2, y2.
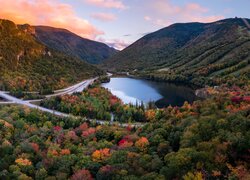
(0, 0, 249, 50)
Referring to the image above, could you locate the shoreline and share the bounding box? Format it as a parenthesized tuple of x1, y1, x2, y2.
(102, 74, 200, 108)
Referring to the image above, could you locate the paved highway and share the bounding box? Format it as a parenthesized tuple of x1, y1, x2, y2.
(0, 91, 142, 127)
(0, 77, 97, 115)
(0, 77, 97, 116)
(46, 78, 97, 98)
(0, 91, 70, 117)
(0, 75, 143, 127)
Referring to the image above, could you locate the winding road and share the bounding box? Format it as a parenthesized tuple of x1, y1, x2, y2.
(0, 78, 97, 117)
(0, 74, 143, 127)
(46, 78, 97, 98)
(0, 91, 70, 117)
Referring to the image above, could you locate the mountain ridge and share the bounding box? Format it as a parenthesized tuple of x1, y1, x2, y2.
(102, 18, 250, 86)
(0, 19, 102, 92)
(32, 25, 117, 64)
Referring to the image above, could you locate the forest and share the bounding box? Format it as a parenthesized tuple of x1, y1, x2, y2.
(0, 19, 102, 92)
(103, 18, 250, 88)
(41, 86, 153, 123)
(0, 83, 249, 179)
(0, 16, 250, 180)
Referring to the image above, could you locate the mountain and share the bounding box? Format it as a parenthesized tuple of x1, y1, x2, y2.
(103, 18, 250, 86)
(32, 26, 117, 64)
(0, 19, 102, 92)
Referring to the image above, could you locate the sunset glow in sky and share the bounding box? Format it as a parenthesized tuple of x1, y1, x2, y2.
(0, 0, 249, 49)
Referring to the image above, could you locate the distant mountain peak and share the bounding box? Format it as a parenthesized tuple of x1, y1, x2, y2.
(32, 25, 117, 64)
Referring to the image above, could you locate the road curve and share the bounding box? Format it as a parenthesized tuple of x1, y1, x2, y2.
(0, 91, 69, 117)
(0, 77, 97, 117)
(0, 75, 143, 127)
(0, 91, 143, 127)
(46, 78, 97, 98)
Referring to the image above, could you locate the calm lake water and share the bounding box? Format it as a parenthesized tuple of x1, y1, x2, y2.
(102, 77, 198, 108)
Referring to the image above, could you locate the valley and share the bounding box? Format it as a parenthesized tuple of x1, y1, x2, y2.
(103, 18, 250, 87)
(0, 14, 249, 180)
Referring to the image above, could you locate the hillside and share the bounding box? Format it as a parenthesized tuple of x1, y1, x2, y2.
(103, 18, 250, 86)
(0, 19, 102, 92)
(0, 84, 250, 179)
(32, 26, 117, 64)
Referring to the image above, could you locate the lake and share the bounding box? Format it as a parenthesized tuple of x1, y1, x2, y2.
(102, 77, 198, 108)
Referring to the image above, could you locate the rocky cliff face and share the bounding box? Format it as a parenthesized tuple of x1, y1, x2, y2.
(18, 24, 36, 35)
(0, 19, 102, 91)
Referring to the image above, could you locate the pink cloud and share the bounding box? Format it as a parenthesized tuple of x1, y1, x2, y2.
(98, 37, 130, 50)
(144, 16, 151, 21)
(91, 13, 117, 22)
(0, 0, 103, 39)
(184, 15, 224, 23)
(153, 0, 207, 15)
(146, 0, 224, 26)
(152, 0, 181, 15)
(85, 0, 127, 9)
(154, 19, 172, 27)
(185, 3, 208, 13)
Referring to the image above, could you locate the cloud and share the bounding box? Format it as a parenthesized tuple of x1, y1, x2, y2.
(85, 0, 127, 9)
(185, 16, 225, 23)
(185, 3, 208, 13)
(145, 0, 224, 26)
(98, 37, 130, 50)
(152, 1, 208, 15)
(0, 0, 103, 39)
(154, 19, 172, 27)
(106, 39, 130, 50)
(145, 15, 170, 28)
(144, 16, 151, 21)
(91, 12, 117, 22)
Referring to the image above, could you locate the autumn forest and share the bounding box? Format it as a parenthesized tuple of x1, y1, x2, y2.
(0, 2, 250, 179)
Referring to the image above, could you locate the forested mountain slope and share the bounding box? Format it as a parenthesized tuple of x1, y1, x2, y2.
(0, 19, 102, 92)
(103, 18, 250, 86)
(33, 26, 117, 64)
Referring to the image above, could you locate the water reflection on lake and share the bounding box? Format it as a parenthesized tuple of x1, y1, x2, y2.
(102, 77, 198, 108)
